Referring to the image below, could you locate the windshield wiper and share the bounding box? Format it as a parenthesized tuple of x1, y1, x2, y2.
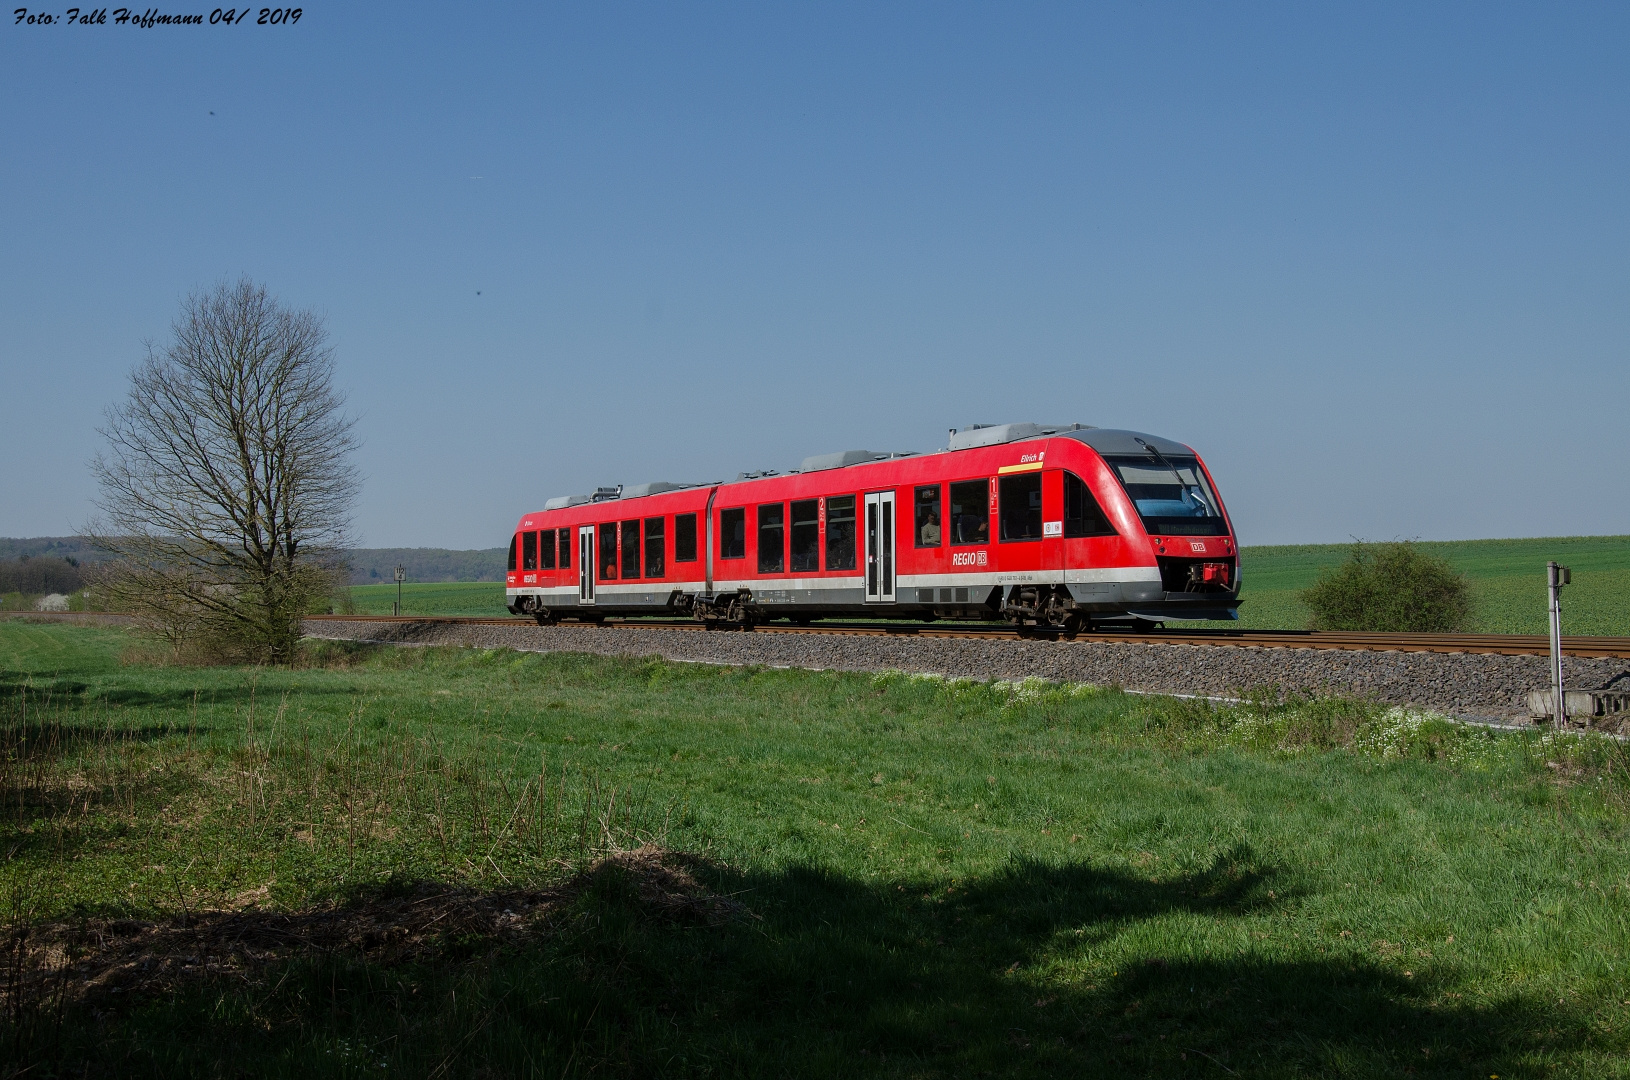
(1135, 438, 1216, 516)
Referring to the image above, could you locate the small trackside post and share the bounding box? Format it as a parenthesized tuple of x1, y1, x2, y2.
(394, 564, 405, 616)
(1547, 561, 1570, 729)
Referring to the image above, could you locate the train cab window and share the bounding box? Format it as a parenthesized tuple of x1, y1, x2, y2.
(558, 529, 571, 569)
(948, 480, 990, 545)
(539, 529, 556, 569)
(675, 513, 698, 562)
(621, 520, 641, 579)
(522, 531, 538, 570)
(999, 474, 1043, 542)
(720, 508, 746, 559)
(914, 485, 942, 547)
(507, 535, 518, 572)
(1103, 453, 1228, 536)
(1063, 472, 1116, 537)
(825, 495, 857, 570)
(790, 500, 819, 571)
(598, 522, 619, 579)
(644, 517, 665, 577)
(757, 503, 784, 574)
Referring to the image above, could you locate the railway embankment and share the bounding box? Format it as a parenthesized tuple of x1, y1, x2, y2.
(303, 618, 1630, 724)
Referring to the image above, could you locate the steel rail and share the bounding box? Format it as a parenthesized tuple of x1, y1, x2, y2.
(302, 614, 1630, 659)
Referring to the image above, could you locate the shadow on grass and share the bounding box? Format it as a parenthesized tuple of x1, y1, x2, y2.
(0, 668, 375, 714)
(7, 847, 1604, 1079)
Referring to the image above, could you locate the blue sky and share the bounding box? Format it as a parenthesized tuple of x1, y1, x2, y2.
(3, 3, 1626, 549)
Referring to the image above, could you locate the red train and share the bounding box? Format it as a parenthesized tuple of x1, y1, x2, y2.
(506, 423, 1240, 632)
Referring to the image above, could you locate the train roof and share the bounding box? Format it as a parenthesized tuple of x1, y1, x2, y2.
(1058, 428, 1194, 457)
(535, 422, 1197, 510)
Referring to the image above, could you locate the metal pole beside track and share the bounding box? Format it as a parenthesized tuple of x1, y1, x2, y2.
(1547, 561, 1570, 730)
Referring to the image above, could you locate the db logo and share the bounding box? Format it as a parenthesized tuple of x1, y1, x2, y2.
(951, 550, 988, 567)
(524, 574, 537, 584)
(1189, 541, 1207, 553)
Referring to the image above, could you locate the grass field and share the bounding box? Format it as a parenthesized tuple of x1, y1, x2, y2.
(348, 579, 507, 616)
(355, 535, 1630, 634)
(1229, 536, 1630, 635)
(3, 620, 1629, 1077)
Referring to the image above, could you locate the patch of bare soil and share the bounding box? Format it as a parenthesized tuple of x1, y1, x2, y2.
(2, 845, 743, 1013)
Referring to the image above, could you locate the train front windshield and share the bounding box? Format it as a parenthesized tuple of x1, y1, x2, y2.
(1104, 454, 1228, 537)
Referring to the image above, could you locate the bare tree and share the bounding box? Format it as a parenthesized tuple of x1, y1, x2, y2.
(89, 278, 359, 664)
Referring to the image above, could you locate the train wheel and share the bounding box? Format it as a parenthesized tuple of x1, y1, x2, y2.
(1060, 612, 1085, 638)
(533, 611, 557, 626)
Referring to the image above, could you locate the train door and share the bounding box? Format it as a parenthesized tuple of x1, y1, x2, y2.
(578, 526, 595, 604)
(864, 491, 896, 603)
(1043, 469, 1066, 576)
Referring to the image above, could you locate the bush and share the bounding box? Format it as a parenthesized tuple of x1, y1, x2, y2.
(1300, 541, 1471, 632)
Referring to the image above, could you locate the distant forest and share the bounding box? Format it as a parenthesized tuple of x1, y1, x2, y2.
(0, 537, 113, 564)
(0, 538, 506, 588)
(0, 555, 86, 595)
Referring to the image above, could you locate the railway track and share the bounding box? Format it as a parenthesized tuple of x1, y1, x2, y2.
(302, 614, 1630, 659)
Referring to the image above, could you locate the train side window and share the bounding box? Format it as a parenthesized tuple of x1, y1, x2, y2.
(507, 534, 518, 572)
(914, 484, 942, 547)
(599, 522, 619, 579)
(757, 503, 784, 574)
(789, 499, 819, 571)
(999, 474, 1043, 542)
(645, 517, 665, 577)
(675, 513, 698, 562)
(948, 480, 989, 545)
(539, 529, 556, 569)
(1064, 471, 1117, 537)
(522, 530, 538, 570)
(558, 529, 571, 569)
(621, 519, 641, 579)
(825, 495, 857, 570)
(720, 508, 746, 559)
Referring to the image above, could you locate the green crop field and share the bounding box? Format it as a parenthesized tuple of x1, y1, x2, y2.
(4, 620, 1629, 1077)
(348, 579, 507, 615)
(356, 535, 1630, 634)
(1225, 536, 1630, 635)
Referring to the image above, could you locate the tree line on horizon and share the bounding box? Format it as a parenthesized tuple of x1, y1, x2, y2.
(0, 556, 86, 597)
(0, 538, 505, 587)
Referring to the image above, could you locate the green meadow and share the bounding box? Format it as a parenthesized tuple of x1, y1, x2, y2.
(1229, 536, 1630, 635)
(354, 535, 1630, 634)
(3, 619, 1629, 1077)
(347, 579, 507, 616)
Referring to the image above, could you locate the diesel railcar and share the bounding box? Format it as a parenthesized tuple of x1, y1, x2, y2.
(505, 422, 1240, 632)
